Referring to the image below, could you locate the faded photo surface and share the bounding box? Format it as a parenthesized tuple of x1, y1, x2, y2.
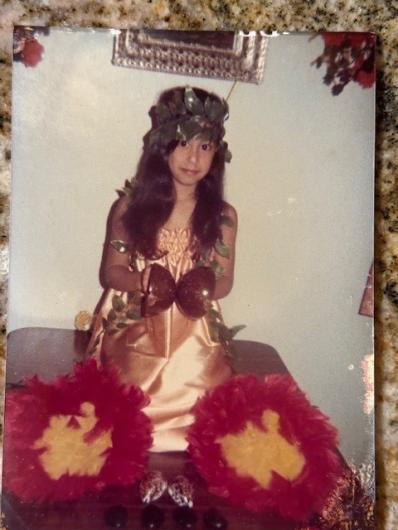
(5, 28, 375, 529)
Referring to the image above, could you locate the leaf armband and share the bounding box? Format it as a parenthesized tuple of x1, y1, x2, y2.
(215, 239, 230, 259)
(220, 214, 235, 228)
(110, 240, 130, 254)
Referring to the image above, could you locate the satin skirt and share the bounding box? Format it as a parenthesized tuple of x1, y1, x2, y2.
(87, 228, 232, 452)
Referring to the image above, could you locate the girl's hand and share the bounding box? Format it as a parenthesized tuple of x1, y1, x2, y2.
(141, 265, 152, 293)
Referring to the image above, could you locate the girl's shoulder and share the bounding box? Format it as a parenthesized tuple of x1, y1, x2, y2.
(107, 195, 132, 242)
(221, 202, 238, 227)
(109, 194, 131, 223)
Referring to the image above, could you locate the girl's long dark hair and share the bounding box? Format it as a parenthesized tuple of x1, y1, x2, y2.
(123, 87, 227, 260)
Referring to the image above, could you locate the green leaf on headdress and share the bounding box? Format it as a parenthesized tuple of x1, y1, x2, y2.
(148, 129, 162, 149)
(155, 103, 172, 124)
(222, 100, 229, 121)
(160, 122, 178, 145)
(184, 87, 204, 115)
(170, 90, 186, 116)
(150, 122, 177, 150)
(176, 123, 184, 140)
(198, 128, 211, 141)
(199, 125, 219, 143)
(178, 118, 203, 141)
(211, 128, 221, 143)
(220, 140, 232, 163)
(215, 239, 230, 259)
(204, 97, 225, 123)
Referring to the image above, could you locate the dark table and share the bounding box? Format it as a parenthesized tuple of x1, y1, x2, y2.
(3, 327, 297, 530)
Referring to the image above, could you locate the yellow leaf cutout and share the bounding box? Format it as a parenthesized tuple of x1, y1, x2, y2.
(33, 402, 112, 480)
(218, 409, 306, 488)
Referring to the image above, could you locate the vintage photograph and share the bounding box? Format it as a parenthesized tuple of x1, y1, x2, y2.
(3, 28, 375, 529)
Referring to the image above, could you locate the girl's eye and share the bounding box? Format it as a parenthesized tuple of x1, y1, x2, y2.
(201, 143, 211, 151)
(180, 140, 188, 147)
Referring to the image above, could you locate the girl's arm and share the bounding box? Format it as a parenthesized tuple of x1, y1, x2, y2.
(212, 204, 238, 300)
(102, 196, 144, 292)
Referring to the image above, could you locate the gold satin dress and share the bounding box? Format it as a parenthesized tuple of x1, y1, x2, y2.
(87, 227, 232, 452)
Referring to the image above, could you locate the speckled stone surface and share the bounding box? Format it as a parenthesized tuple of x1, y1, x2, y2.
(0, 2, 397, 528)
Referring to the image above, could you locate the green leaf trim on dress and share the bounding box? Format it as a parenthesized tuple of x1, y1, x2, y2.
(104, 290, 143, 336)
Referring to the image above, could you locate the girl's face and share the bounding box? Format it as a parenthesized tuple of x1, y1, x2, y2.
(168, 136, 216, 189)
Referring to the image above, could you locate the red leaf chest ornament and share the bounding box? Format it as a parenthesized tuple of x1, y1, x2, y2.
(143, 263, 215, 319)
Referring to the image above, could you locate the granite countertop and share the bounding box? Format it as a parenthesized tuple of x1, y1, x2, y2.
(0, 2, 397, 529)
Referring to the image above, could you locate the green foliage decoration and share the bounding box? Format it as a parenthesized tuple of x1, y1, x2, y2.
(206, 307, 246, 370)
(104, 291, 143, 336)
(148, 87, 232, 163)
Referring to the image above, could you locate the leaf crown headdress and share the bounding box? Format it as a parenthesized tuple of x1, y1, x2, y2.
(147, 87, 232, 163)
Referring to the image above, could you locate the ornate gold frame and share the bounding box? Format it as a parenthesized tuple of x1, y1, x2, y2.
(112, 30, 269, 84)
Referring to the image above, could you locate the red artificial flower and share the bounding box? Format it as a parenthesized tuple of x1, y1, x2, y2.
(354, 68, 376, 89)
(322, 32, 373, 48)
(20, 38, 44, 67)
(321, 33, 347, 47)
(3, 360, 153, 502)
(187, 374, 343, 522)
(314, 33, 375, 94)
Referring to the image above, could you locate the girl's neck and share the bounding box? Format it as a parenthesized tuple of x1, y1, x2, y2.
(163, 184, 197, 230)
(173, 182, 197, 203)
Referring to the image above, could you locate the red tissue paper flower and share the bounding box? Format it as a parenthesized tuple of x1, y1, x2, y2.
(20, 38, 44, 67)
(3, 360, 153, 503)
(187, 374, 343, 522)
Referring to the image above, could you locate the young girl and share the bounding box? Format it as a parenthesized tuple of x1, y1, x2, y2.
(87, 86, 237, 452)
